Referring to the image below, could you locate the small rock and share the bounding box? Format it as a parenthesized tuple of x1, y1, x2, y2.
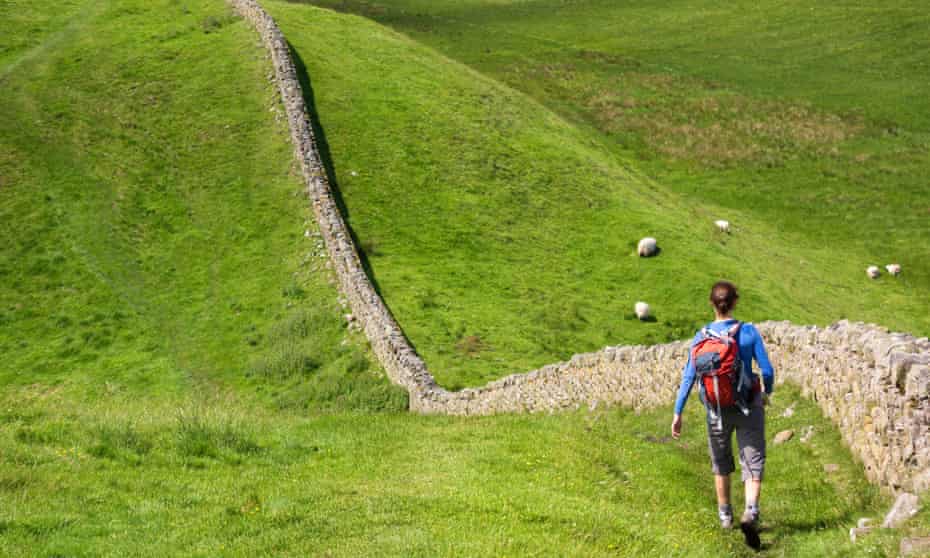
(882, 492, 921, 528)
(781, 402, 796, 418)
(773, 429, 794, 445)
(866, 265, 880, 279)
(634, 302, 651, 320)
(714, 219, 730, 233)
(800, 425, 815, 443)
(901, 537, 930, 556)
(823, 463, 840, 473)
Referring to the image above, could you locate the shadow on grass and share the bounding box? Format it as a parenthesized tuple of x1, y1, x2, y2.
(286, 42, 424, 358)
(287, 42, 383, 294)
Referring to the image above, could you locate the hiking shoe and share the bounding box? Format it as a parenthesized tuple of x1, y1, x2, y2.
(740, 510, 761, 551)
(719, 514, 733, 529)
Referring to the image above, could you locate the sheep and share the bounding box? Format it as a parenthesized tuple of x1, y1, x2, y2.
(637, 237, 658, 257)
(634, 301, 651, 320)
(714, 220, 730, 233)
(885, 264, 901, 276)
(866, 266, 880, 279)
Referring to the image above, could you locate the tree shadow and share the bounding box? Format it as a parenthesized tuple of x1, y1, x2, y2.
(287, 41, 384, 297)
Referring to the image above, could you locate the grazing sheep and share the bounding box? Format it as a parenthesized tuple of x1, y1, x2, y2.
(885, 264, 901, 276)
(714, 220, 730, 233)
(634, 301, 651, 320)
(637, 237, 658, 257)
(866, 266, 880, 279)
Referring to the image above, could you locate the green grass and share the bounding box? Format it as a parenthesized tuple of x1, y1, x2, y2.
(0, 0, 405, 412)
(2, 383, 927, 557)
(2, 1, 928, 555)
(0, 0, 89, 75)
(269, 0, 927, 387)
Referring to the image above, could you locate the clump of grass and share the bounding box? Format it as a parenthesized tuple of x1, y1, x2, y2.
(14, 423, 69, 446)
(200, 13, 235, 34)
(248, 308, 324, 379)
(249, 342, 321, 379)
(455, 334, 485, 356)
(174, 411, 261, 462)
(246, 305, 406, 412)
(269, 309, 316, 339)
(87, 423, 153, 462)
(274, 345, 409, 413)
(416, 288, 441, 310)
(281, 283, 307, 299)
(229, 492, 263, 517)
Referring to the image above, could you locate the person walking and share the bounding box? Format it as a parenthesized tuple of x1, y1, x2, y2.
(670, 281, 774, 551)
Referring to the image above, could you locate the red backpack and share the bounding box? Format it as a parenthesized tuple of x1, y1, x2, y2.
(691, 322, 755, 424)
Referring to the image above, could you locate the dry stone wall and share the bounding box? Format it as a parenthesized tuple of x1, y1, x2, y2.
(228, 0, 930, 493)
(226, 0, 445, 405)
(412, 320, 930, 492)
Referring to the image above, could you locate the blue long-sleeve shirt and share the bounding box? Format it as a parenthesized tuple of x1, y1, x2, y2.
(674, 319, 774, 415)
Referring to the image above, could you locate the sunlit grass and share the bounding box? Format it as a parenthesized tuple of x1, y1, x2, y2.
(1, 1, 927, 556)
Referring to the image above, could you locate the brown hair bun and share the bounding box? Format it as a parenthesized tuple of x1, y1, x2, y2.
(710, 281, 739, 315)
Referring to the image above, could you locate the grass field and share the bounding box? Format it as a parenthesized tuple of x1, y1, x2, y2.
(0, 0, 405, 411)
(3, 381, 927, 557)
(273, 0, 927, 387)
(2, 0, 928, 555)
(284, 0, 930, 387)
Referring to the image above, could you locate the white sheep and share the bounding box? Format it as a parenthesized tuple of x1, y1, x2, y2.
(885, 264, 901, 276)
(634, 301, 651, 320)
(714, 220, 730, 233)
(866, 266, 880, 279)
(637, 237, 658, 257)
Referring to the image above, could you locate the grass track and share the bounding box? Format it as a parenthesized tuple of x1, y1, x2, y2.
(2, 383, 927, 557)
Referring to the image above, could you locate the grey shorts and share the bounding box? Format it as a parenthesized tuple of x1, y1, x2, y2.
(706, 393, 766, 481)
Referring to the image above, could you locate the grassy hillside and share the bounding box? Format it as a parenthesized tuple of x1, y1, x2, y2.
(0, 0, 404, 411)
(2, 1, 928, 556)
(297, 0, 930, 289)
(269, 0, 927, 388)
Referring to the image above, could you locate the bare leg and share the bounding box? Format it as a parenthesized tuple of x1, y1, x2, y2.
(715, 474, 731, 506)
(740, 478, 763, 550)
(744, 478, 761, 508)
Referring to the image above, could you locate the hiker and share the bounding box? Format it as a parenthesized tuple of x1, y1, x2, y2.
(670, 280, 774, 550)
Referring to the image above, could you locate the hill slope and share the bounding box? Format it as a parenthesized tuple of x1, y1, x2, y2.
(267, 0, 927, 388)
(0, 0, 404, 408)
(297, 0, 930, 307)
(0, 1, 927, 556)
